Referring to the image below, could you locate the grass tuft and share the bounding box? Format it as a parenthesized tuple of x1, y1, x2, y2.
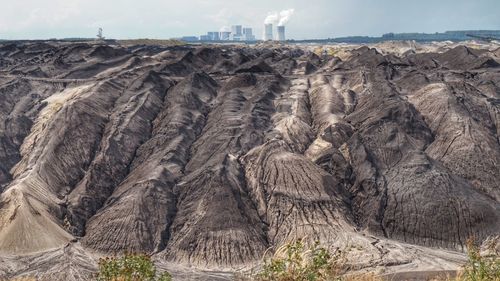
(456, 238, 500, 281)
(238, 239, 380, 281)
(97, 252, 171, 281)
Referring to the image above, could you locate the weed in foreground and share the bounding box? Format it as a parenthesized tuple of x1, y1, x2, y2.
(243, 239, 379, 281)
(457, 238, 500, 281)
(97, 253, 171, 281)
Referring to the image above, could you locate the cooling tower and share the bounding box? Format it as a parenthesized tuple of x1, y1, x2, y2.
(264, 24, 273, 41)
(277, 25, 285, 41)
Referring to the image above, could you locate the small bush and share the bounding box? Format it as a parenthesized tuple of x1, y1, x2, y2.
(458, 238, 500, 281)
(97, 253, 172, 281)
(249, 239, 379, 281)
(257, 240, 332, 281)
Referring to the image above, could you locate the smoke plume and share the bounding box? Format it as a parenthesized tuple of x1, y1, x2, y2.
(219, 26, 230, 32)
(278, 9, 295, 26)
(264, 12, 279, 25)
(264, 8, 295, 26)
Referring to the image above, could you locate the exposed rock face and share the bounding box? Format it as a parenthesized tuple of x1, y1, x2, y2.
(0, 41, 499, 279)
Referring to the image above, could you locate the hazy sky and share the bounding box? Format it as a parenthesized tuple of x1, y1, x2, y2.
(0, 0, 499, 40)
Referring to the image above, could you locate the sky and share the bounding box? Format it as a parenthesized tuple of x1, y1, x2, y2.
(0, 0, 499, 40)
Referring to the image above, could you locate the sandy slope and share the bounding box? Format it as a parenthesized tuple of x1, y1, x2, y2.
(0, 40, 498, 280)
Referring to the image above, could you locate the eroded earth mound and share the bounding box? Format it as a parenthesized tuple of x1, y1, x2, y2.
(0, 41, 499, 280)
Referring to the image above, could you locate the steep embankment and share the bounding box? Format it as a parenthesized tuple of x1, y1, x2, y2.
(0, 42, 498, 280)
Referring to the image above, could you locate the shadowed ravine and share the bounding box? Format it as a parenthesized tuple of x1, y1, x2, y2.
(0, 41, 499, 280)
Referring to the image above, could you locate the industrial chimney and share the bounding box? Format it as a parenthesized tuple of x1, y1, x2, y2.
(277, 25, 285, 41)
(264, 24, 273, 41)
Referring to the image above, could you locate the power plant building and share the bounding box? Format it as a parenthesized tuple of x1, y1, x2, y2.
(264, 24, 273, 41)
(193, 24, 262, 42)
(220, 31, 231, 40)
(242, 28, 255, 41)
(277, 25, 286, 41)
(207, 32, 220, 41)
(231, 25, 243, 40)
(185, 11, 293, 42)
